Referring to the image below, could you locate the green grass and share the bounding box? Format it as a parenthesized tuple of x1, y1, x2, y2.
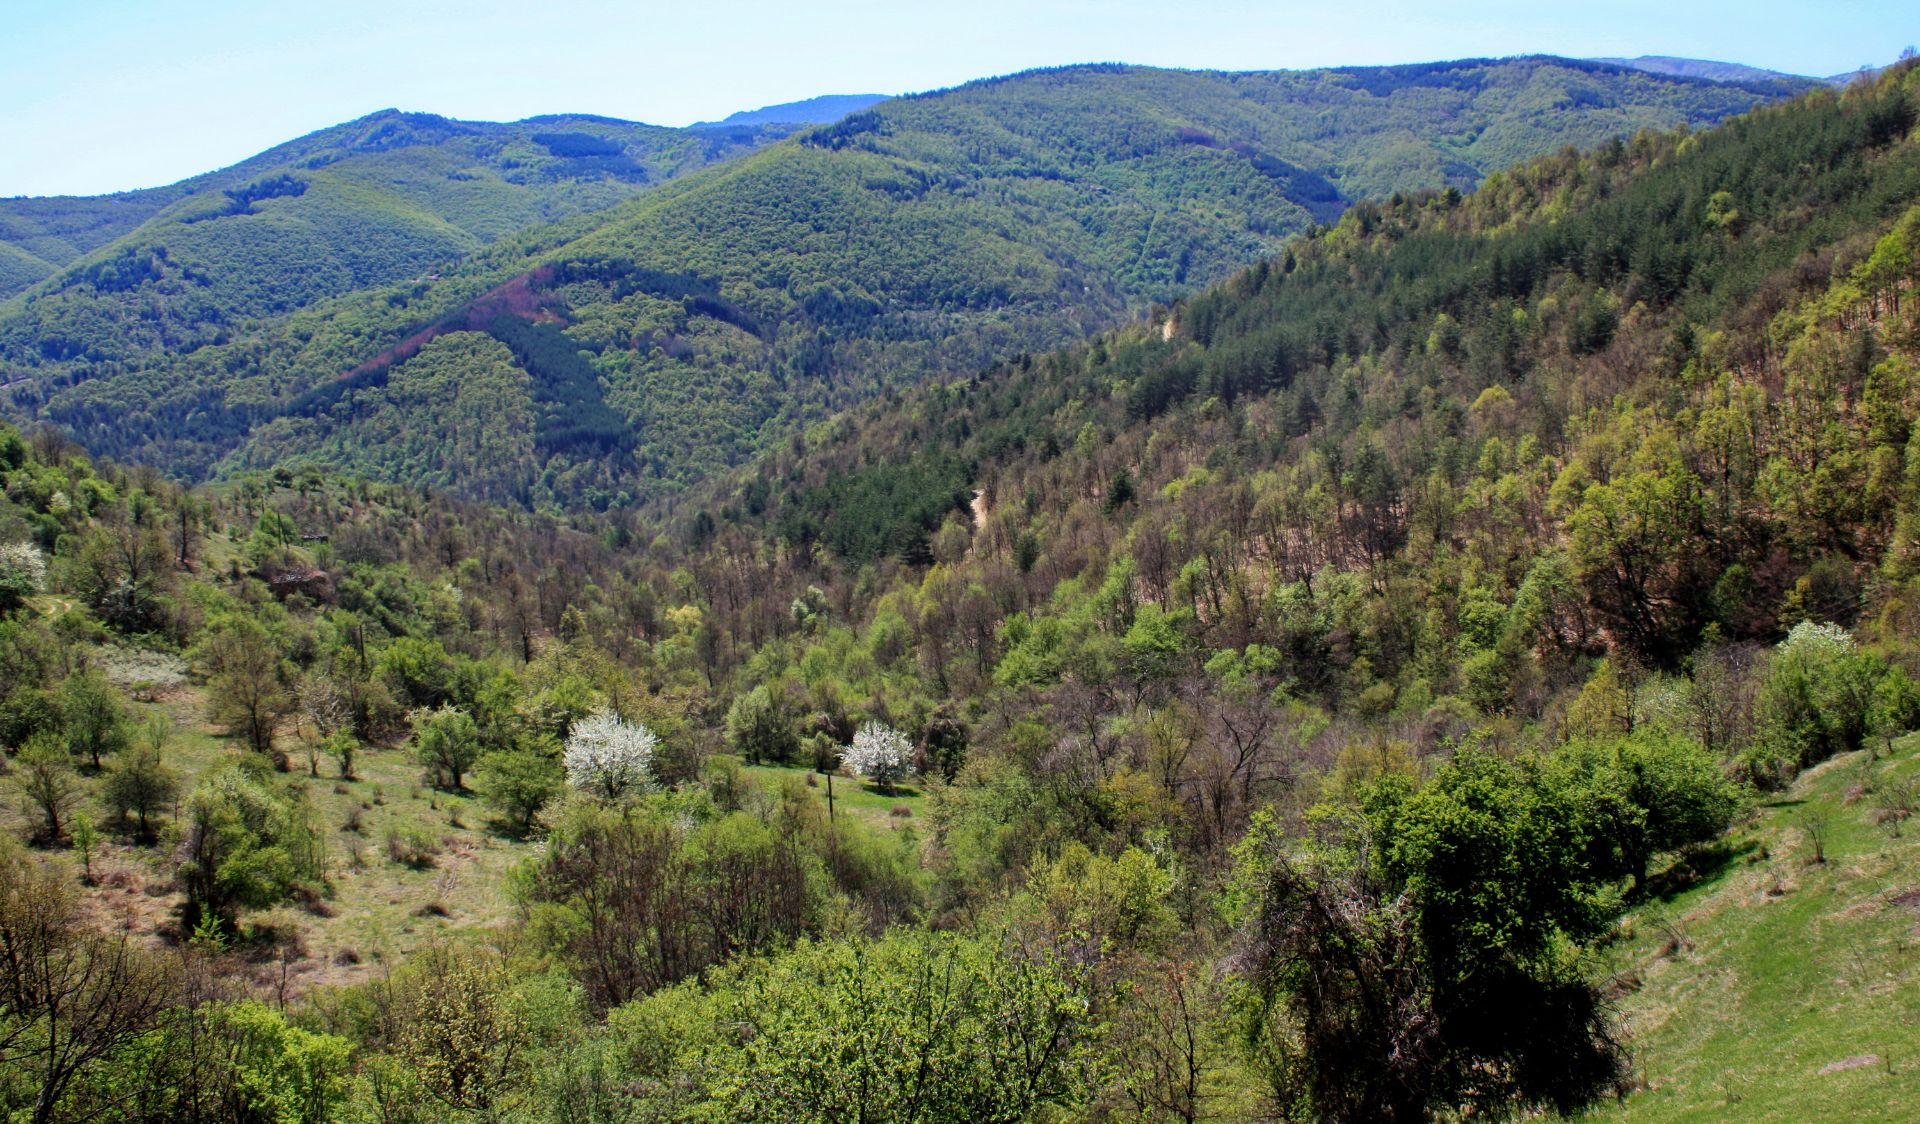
(722, 755, 927, 835)
(1600, 735, 1920, 1121)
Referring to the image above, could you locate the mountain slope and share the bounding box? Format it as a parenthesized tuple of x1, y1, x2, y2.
(663, 59, 1920, 672)
(0, 108, 799, 306)
(2, 61, 1920, 1124)
(1602, 735, 1920, 1120)
(4, 56, 1811, 507)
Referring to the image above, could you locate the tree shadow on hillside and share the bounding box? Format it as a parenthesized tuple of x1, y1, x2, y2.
(854, 780, 922, 800)
(1639, 837, 1758, 904)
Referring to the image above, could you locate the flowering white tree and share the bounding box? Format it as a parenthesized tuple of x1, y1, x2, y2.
(1778, 619, 1855, 659)
(564, 709, 658, 800)
(0, 541, 46, 612)
(842, 721, 914, 792)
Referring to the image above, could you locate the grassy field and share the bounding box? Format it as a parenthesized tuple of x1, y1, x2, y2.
(727, 756, 928, 834)
(31, 676, 527, 995)
(1602, 734, 1920, 1121)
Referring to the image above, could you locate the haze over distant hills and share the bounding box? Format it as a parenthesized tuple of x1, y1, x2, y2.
(1594, 53, 1890, 86)
(694, 94, 892, 129)
(0, 54, 1816, 508)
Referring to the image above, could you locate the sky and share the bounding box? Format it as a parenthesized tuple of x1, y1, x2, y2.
(3, 0, 1913, 197)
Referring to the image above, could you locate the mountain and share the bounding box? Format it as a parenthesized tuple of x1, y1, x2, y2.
(2, 56, 1814, 508)
(1596, 53, 1901, 89)
(0, 108, 805, 303)
(694, 93, 891, 128)
(1591, 54, 1814, 85)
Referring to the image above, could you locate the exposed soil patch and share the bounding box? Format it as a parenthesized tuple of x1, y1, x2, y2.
(1817, 1054, 1880, 1075)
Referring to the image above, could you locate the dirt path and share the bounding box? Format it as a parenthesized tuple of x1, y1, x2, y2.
(966, 490, 990, 559)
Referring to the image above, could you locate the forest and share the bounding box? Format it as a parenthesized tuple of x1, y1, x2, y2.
(0, 58, 1801, 511)
(0, 58, 1917, 1123)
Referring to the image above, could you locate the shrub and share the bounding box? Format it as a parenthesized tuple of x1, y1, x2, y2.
(1745, 621, 1884, 786)
(385, 825, 441, 869)
(478, 748, 564, 831)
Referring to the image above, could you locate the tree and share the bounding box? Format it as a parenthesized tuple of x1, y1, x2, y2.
(0, 689, 61, 756)
(478, 749, 564, 832)
(1747, 621, 1884, 786)
(1551, 729, 1742, 887)
(1236, 750, 1633, 1123)
(378, 946, 528, 1113)
(102, 742, 180, 842)
(321, 729, 357, 782)
(0, 839, 175, 1124)
(563, 709, 657, 800)
(176, 765, 327, 929)
(102, 1000, 352, 1124)
(726, 684, 797, 765)
(412, 706, 482, 791)
(714, 931, 1098, 1122)
(60, 670, 127, 772)
(842, 721, 914, 794)
(0, 542, 46, 614)
(199, 618, 292, 759)
(65, 514, 173, 635)
(13, 735, 80, 844)
(1566, 467, 1711, 664)
(71, 813, 98, 885)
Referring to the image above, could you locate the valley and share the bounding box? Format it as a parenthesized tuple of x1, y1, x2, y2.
(0, 38, 1917, 1123)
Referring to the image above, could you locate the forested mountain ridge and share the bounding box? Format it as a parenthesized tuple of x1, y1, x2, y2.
(677, 59, 1920, 679)
(0, 108, 803, 302)
(2, 57, 1808, 509)
(1, 62, 1919, 1123)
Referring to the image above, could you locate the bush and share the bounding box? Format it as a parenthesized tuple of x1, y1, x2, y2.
(726, 684, 798, 765)
(411, 706, 482, 791)
(385, 824, 441, 869)
(1745, 621, 1884, 786)
(478, 748, 564, 832)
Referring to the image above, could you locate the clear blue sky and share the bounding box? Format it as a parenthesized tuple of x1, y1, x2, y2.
(3, 0, 1912, 197)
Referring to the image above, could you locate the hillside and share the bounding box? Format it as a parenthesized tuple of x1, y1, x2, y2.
(1603, 734, 1920, 1120)
(2, 56, 1809, 509)
(0, 108, 799, 303)
(0, 62, 1918, 1124)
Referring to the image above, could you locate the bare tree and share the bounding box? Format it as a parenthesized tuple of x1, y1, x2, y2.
(0, 844, 176, 1123)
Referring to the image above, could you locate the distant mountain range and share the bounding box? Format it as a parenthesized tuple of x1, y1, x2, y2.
(1593, 53, 1889, 86)
(0, 55, 1822, 508)
(694, 94, 891, 129)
